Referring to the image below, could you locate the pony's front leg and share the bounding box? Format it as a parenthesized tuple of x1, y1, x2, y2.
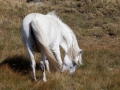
(40, 61, 47, 82)
(26, 45, 37, 81)
(52, 47, 62, 68)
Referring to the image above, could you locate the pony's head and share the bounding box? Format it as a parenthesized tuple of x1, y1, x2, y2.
(61, 49, 82, 73)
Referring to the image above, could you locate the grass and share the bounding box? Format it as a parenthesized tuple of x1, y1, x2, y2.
(0, 0, 120, 90)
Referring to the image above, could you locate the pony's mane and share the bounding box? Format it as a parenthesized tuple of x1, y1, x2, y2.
(67, 37, 80, 63)
(47, 11, 61, 21)
(47, 11, 80, 63)
(47, 11, 74, 35)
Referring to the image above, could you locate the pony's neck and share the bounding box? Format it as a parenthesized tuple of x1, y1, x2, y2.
(47, 11, 80, 57)
(59, 19, 80, 56)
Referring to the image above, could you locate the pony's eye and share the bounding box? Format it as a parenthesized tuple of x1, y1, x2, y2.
(64, 63, 67, 66)
(72, 62, 76, 66)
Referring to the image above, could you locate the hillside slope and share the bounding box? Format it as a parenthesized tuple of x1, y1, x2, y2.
(0, 0, 120, 90)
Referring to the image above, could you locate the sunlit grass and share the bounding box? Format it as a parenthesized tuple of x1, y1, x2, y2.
(0, 0, 120, 90)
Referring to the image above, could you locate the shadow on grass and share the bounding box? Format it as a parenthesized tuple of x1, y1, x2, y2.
(0, 55, 41, 75)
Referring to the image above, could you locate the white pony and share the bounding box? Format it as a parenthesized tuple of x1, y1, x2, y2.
(21, 11, 83, 82)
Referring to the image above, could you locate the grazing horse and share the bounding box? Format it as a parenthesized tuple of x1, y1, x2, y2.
(21, 11, 83, 82)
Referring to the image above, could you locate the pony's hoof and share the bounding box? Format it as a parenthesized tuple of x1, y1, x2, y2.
(79, 61, 83, 65)
(43, 78, 47, 82)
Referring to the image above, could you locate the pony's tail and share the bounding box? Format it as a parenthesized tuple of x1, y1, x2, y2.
(31, 20, 60, 72)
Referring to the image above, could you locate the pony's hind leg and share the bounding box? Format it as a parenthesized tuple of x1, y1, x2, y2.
(45, 60, 50, 72)
(41, 52, 50, 72)
(40, 52, 49, 82)
(40, 61, 47, 82)
(26, 45, 37, 81)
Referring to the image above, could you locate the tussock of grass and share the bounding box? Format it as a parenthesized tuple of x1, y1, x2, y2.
(0, 0, 120, 90)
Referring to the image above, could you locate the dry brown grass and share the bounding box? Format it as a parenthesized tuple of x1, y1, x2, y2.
(0, 0, 120, 90)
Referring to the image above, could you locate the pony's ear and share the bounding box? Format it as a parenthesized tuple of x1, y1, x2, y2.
(77, 49, 83, 56)
(78, 49, 83, 65)
(79, 49, 83, 54)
